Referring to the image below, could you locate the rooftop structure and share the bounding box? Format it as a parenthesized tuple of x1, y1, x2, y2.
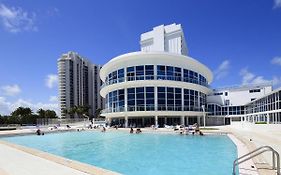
(140, 23, 188, 55)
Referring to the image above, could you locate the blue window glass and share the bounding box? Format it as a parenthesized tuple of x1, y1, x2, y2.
(185, 89, 191, 111)
(175, 88, 182, 111)
(157, 65, 166, 80)
(167, 87, 174, 110)
(158, 87, 166, 110)
(108, 73, 112, 83)
(118, 69, 124, 82)
(145, 65, 154, 80)
(183, 69, 189, 82)
(166, 66, 174, 80)
(136, 66, 144, 80)
(127, 88, 135, 111)
(136, 87, 145, 111)
(194, 72, 198, 84)
(146, 87, 154, 111)
(174, 67, 182, 81)
(118, 89, 125, 111)
(127, 67, 135, 81)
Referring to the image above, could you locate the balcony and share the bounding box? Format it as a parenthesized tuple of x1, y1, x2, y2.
(101, 75, 209, 88)
(101, 105, 203, 114)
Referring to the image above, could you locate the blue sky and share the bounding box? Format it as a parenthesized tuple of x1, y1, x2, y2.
(0, 0, 281, 115)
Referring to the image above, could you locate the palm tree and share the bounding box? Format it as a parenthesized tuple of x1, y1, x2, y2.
(12, 107, 32, 117)
(94, 108, 104, 120)
(37, 108, 45, 118)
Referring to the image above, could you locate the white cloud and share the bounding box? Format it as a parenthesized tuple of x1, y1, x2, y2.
(271, 56, 281, 66)
(49, 95, 58, 102)
(274, 0, 281, 8)
(0, 96, 12, 115)
(0, 96, 59, 116)
(240, 68, 256, 85)
(214, 60, 230, 80)
(239, 68, 281, 87)
(45, 74, 58, 88)
(1, 84, 21, 96)
(0, 3, 37, 33)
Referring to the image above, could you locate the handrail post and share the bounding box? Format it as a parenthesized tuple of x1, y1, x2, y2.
(276, 151, 280, 175)
(273, 151, 276, 169)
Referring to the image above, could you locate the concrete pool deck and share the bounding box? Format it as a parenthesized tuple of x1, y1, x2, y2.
(0, 139, 120, 175)
(219, 123, 281, 175)
(0, 123, 280, 175)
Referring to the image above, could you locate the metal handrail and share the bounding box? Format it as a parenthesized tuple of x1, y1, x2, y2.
(233, 146, 280, 175)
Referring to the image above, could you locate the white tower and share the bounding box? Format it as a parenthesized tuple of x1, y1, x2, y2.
(140, 23, 188, 55)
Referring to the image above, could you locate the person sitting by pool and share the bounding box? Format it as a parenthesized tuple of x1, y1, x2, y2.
(130, 127, 134, 133)
(101, 126, 106, 132)
(193, 123, 200, 133)
(36, 129, 41, 135)
(36, 129, 44, 136)
(136, 128, 142, 134)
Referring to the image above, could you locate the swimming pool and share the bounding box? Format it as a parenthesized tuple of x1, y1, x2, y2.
(2, 131, 237, 175)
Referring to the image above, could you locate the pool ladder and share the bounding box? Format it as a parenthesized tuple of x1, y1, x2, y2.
(233, 146, 280, 175)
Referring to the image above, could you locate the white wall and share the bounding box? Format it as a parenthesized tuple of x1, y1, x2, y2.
(207, 85, 273, 106)
(140, 23, 188, 55)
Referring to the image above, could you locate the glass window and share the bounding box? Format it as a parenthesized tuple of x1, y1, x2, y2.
(145, 65, 154, 80)
(146, 87, 154, 111)
(108, 73, 112, 82)
(174, 67, 182, 81)
(136, 87, 145, 111)
(184, 89, 190, 111)
(127, 88, 135, 111)
(157, 65, 166, 80)
(183, 69, 189, 82)
(158, 87, 166, 110)
(167, 87, 174, 110)
(118, 69, 124, 82)
(136, 66, 144, 80)
(194, 72, 198, 84)
(118, 89, 125, 111)
(166, 66, 174, 80)
(127, 67, 135, 81)
(175, 88, 182, 111)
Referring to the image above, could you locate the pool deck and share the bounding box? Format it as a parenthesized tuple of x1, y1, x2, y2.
(0, 128, 121, 175)
(220, 123, 281, 175)
(0, 124, 280, 175)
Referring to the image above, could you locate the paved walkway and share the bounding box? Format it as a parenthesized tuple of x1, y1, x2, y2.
(0, 143, 90, 175)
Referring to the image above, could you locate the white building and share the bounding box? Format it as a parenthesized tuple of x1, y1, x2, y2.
(140, 23, 188, 56)
(100, 23, 281, 127)
(207, 83, 274, 125)
(208, 84, 272, 106)
(58, 51, 104, 117)
(100, 24, 212, 127)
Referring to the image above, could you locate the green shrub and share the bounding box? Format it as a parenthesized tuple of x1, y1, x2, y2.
(255, 121, 267, 124)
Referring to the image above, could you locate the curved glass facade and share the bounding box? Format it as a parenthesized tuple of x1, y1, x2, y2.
(105, 87, 207, 113)
(104, 65, 208, 87)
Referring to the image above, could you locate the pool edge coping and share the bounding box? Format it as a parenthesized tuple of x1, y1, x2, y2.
(0, 140, 121, 175)
(227, 133, 259, 175)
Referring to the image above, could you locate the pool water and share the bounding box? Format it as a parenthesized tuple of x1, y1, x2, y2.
(2, 131, 237, 175)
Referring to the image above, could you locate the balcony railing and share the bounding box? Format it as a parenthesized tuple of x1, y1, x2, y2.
(101, 105, 203, 114)
(101, 75, 209, 89)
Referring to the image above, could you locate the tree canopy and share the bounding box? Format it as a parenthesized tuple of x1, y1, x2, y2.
(0, 107, 58, 125)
